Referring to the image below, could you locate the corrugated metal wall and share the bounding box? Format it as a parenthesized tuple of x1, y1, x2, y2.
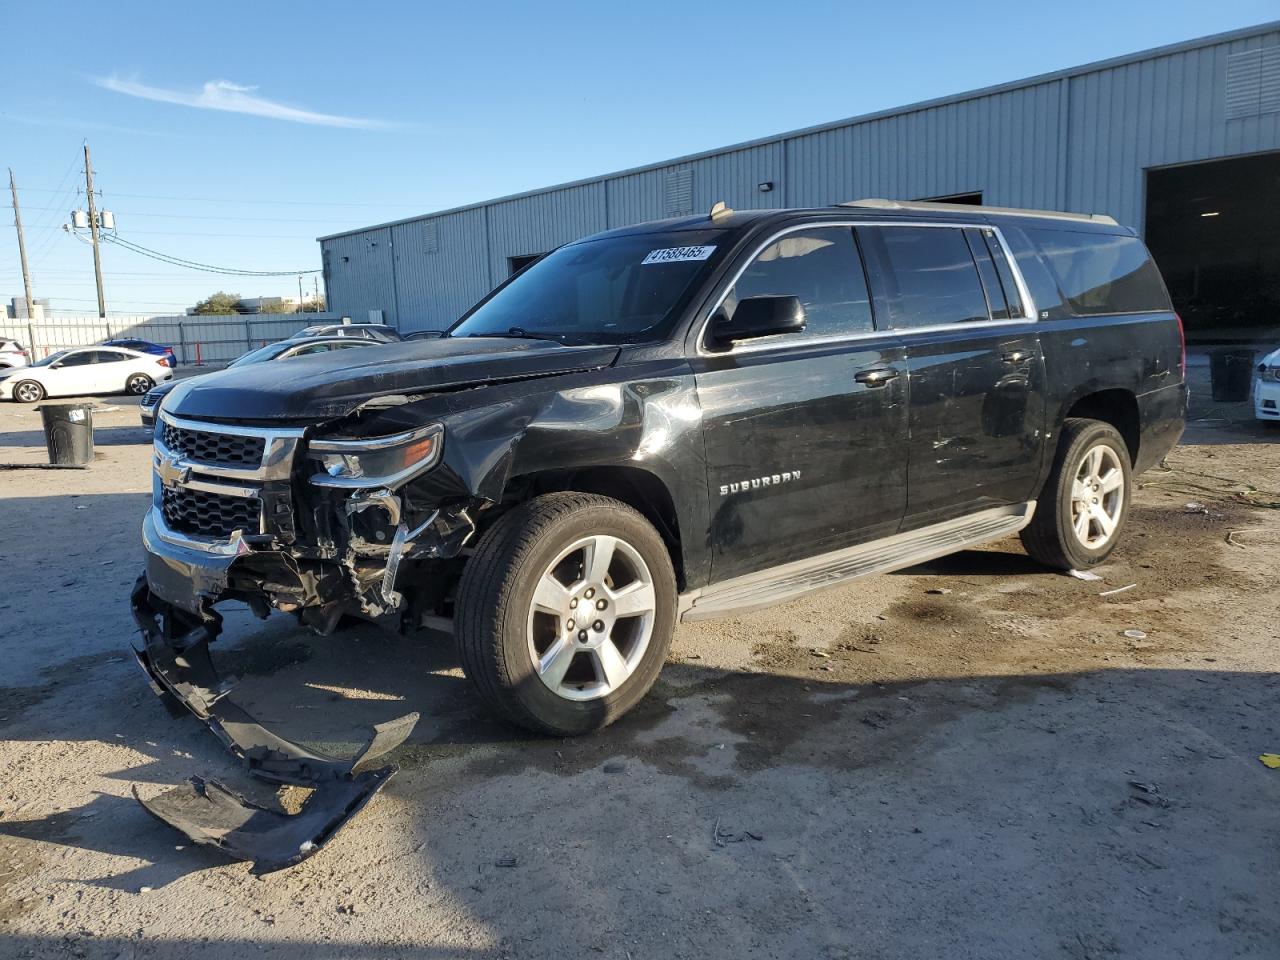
(321, 24, 1280, 333)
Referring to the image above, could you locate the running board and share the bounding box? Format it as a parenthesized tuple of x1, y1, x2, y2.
(679, 502, 1035, 622)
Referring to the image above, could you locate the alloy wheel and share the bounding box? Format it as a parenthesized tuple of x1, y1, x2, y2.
(15, 382, 41, 403)
(526, 534, 656, 702)
(1070, 444, 1124, 549)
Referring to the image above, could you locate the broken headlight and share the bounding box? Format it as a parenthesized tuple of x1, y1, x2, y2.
(308, 423, 443, 489)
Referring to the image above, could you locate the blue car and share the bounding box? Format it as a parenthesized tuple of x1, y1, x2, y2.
(102, 337, 177, 367)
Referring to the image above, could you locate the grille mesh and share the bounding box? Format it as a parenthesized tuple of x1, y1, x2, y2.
(161, 423, 264, 466)
(141, 389, 166, 407)
(162, 487, 260, 539)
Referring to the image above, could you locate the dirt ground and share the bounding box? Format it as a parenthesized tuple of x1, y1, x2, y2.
(1, 371, 1279, 959)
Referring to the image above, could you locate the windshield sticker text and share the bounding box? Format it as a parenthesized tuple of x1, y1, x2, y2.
(642, 245, 716, 265)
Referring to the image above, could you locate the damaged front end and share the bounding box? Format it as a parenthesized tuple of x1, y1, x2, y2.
(131, 408, 482, 871)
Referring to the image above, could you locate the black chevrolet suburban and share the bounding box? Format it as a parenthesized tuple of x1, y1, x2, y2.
(133, 199, 1186, 744)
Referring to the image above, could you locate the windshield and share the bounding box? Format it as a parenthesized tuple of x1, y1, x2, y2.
(449, 229, 728, 344)
(229, 343, 286, 367)
(32, 350, 69, 368)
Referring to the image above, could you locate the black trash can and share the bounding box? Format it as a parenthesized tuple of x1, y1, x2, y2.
(39, 403, 95, 466)
(1209, 348, 1255, 403)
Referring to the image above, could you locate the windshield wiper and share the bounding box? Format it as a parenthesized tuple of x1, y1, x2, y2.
(465, 326, 567, 343)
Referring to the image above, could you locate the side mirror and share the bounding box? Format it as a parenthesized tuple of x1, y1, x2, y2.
(712, 296, 806, 344)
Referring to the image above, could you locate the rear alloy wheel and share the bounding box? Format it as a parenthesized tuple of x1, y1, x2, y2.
(126, 374, 154, 396)
(456, 492, 677, 736)
(1021, 418, 1132, 569)
(13, 380, 44, 403)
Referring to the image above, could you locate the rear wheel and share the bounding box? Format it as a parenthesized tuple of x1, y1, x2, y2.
(1020, 418, 1132, 569)
(126, 373, 154, 396)
(455, 492, 677, 736)
(13, 380, 44, 403)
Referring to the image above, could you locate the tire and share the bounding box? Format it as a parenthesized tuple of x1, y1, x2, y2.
(126, 373, 154, 396)
(455, 492, 677, 736)
(1020, 418, 1132, 570)
(12, 380, 44, 403)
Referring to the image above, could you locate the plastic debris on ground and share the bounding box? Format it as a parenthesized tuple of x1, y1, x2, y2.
(1068, 569, 1103, 581)
(1260, 754, 1280, 769)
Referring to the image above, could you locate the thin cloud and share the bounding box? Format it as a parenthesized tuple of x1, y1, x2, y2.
(94, 75, 390, 129)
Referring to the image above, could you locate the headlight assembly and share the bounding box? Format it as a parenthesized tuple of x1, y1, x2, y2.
(1259, 364, 1280, 383)
(308, 423, 443, 489)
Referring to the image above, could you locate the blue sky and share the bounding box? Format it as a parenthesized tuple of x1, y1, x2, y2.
(1, 0, 1275, 315)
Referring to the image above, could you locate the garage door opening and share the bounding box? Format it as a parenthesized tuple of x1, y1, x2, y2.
(1145, 151, 1280, 343)
(508, 253, 544, 275)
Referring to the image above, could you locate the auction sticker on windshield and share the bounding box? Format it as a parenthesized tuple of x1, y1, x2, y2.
(642, 245, 716, 265)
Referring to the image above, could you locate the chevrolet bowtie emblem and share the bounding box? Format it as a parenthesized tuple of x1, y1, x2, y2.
(156, 452, 191, 488)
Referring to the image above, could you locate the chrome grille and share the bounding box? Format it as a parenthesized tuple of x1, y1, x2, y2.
(162, 486, 260, 539)
(141, 388, 166, 407)
(161, 422, 265, 467)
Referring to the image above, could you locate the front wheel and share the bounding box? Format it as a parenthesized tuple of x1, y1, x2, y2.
(12, 380, 44, 403)
(1020, 418, 1132, 570)
(126, 374, 154, 396)
(455, 492, 677, 736)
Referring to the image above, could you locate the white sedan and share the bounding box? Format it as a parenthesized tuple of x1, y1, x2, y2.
(1256, 346, 1280, 424)
(0, 346, 173, 403)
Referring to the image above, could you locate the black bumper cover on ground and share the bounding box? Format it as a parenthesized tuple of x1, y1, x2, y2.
(130, 576, 419, 874)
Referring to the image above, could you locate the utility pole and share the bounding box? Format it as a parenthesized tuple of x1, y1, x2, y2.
(83, 142, 107, 318)
(8, 169, 35, 319)
(298, 274, 305, 313)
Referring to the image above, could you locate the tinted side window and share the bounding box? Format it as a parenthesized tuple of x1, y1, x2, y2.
(858, 226, 990, 328)
(59, 351, 96, 367)
(727, 227, 873, 340)
(1025, 229, 1170, 315)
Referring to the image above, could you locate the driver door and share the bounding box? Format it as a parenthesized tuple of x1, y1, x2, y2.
(689, 225, 910, 583)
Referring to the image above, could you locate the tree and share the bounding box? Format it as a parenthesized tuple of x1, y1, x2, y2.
(191, 292, 242, 315)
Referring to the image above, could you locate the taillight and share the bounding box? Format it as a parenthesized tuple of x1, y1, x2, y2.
(1175, 312, 1186, 380)
(156, 358, 169, 367)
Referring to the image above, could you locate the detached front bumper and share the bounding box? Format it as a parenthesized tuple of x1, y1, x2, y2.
(129, 576, 419, 873)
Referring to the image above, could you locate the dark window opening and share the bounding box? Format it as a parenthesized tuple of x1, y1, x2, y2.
(1145, 151, 1280, 341)
(917, 191, 983, 205)
(509, 253, 545, 275)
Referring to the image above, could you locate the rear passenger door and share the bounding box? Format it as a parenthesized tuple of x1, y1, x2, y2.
(858, 223, 1046, 528)
(690, 224, 910, 582)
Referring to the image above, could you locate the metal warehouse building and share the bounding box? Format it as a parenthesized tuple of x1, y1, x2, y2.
(320, 22, 1280, 342)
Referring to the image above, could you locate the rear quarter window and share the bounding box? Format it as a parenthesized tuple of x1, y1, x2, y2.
(1025, 229, 1170, 316)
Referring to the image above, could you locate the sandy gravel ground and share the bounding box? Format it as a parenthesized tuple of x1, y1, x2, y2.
(1, 375, 1278, 959)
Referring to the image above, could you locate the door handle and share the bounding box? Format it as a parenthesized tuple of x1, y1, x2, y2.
(1001, 350, 1032, 364)
(854, 367, 900, 387)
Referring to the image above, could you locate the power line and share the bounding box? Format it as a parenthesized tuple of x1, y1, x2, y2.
(102, 233, 320, 276)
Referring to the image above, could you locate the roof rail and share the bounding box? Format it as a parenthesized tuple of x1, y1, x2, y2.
(839, 198, 1119, 226)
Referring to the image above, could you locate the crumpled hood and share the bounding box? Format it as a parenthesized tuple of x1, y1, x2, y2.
(163, 337, 620, 421)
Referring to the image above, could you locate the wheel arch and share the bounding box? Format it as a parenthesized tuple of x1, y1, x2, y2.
(1062, 388, 1140, 466)
(498, 465, 687, 590)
